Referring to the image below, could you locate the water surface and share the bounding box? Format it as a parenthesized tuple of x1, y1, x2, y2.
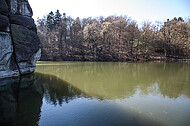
(0, 62, 190, 126)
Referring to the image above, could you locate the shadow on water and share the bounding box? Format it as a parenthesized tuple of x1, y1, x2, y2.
(0, 72, 165, 126)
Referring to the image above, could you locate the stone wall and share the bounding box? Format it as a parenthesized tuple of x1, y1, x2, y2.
(0, 0, 41, 78)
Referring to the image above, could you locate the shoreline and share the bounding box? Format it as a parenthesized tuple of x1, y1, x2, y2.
(39, 57, 190, 63)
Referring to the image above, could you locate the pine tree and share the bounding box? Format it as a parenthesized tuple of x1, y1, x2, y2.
(46, 11, 55, 32)
(54, 9, 62, 27)
(178, 17, 184, 22)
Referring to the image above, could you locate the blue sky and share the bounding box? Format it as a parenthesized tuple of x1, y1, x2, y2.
(29, 0, 190, 24)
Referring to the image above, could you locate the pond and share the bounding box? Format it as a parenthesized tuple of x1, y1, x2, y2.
(0, 62, 190, 126)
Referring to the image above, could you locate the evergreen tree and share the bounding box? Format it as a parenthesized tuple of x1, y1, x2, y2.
(178, 17, 184, 22)
(54, 9, 62, 27)
(46, 11, 55, 31)
(174, 17, 177, 21)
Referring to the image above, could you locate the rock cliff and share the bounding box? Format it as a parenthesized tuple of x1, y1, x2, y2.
(0, 0, 41, 78)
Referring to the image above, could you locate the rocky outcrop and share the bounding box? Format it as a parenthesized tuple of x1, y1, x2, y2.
(0, 0, 8, 15)
(0, 32, 19, 77)
(0, 0, 40, 78)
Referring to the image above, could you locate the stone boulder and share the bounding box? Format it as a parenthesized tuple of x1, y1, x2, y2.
(0, 0, 41, 78)
(0, 0, 8, 15)
(10, 14, 36, 32)
(0, 32, 20, 78)
(7, 0, 33, 17)
(11, 24, 41, 74)
(0, 14, 10, 32)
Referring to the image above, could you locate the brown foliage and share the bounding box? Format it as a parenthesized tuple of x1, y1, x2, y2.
(37, 13, 190, 61)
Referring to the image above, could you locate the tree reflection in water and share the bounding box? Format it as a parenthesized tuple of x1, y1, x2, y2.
(0, 63, 190, 126)
(0, 73, 84, 126)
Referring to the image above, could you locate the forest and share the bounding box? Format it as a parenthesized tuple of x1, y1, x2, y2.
(37, 10, 190, 61)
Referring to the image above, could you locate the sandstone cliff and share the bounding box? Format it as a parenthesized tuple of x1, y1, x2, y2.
(0, 0, 41, 78)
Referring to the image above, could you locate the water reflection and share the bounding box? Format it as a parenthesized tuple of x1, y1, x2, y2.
(0, 75, 42, 126)
(0, 73, 164, 126)
(0, 73, 84, 126)
(36, 62, 190, 99)
(0, 62, 190, 126)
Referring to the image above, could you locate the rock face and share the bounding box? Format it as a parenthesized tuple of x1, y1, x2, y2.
(0, 0, 40, 78)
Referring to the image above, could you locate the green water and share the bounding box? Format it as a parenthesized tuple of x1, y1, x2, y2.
(0, 62, 190, 126)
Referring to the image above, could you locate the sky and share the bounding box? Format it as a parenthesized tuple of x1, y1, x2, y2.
(29, 0, 190, 24)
